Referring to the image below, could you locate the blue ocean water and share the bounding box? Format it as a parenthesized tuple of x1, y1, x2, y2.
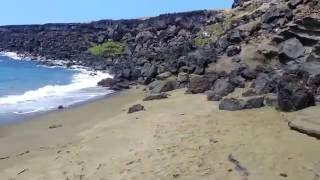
(0, 54, 113, 124)
(0, 55, 75, 97)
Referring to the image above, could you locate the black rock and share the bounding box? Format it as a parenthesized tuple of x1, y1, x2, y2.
(277, 71, 315, 112)
(143, 93, 169, 101)
(228, 29, 242, 43)
(226, 45, 242, 57)
(98, 78, 130, 91)
(211, 78, 236, 97)
(207, 90, 222, 101)
(251, 73, 275, 94)
(186, 75, 210, 94)
(240, 67, 257, 80)
(148, 78, 177, 94)
(229, 70, 246, 88)
(261, 4, 292, 24)
(128, 104, 145, 114)
(244, 96, 265, 109)
(232, 56, 241, 63)
(289, 0, 303, 8)
(142, 63, 158, 79)
(278, 38, 305, 64)
(219, 98, 245, 111)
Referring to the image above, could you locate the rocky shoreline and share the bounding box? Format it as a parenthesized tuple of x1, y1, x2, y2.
(1, 0, 320, 137)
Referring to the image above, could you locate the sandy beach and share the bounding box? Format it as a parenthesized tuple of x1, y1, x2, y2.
(0, 87, 320, 180)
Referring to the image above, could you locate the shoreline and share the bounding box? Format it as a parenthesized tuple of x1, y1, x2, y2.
(0, 53, 114, 124)
(0, 88, 320, 179)
(0, 91, 117, 127)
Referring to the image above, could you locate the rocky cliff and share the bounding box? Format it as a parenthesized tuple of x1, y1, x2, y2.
(0, 10, 220, 78)
(1, 0, 320, 114)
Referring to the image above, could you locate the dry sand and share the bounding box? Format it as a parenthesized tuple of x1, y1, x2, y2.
(0, 88, 320, 180)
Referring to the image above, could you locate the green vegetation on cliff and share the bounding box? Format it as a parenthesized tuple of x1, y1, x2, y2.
(89, 41, 124, 56)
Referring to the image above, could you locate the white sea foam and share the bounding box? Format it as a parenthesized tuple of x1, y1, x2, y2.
(0, 69, 114, 119)
(0, 69, 112, 105)
(0, 52, 22, 60)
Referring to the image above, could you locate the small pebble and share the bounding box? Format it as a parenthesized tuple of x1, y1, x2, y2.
(280, 173, 288, 178)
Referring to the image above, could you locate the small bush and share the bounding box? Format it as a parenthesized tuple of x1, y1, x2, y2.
(88, 41, 124, 56)
(192, 37, 211, 47)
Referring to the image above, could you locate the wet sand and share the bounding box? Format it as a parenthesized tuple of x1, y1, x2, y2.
(0, 88, 320, 180)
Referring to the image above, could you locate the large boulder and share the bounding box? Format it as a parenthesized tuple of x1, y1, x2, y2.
(212, 78, 236, 97)
(278, 38, 305, 64)
(219, 98, 245, 111)
(277, 70, 315, 112)
(261, 4, 292, 25)
(142, 63, 158, 79)
(228, 29, 242, 43)
(147, 78, 177, 94)
(251, 73, 275, 94)
(289, 0, 303, 9)
(97, 78, 130, 91)
(219, 96, 265, 111)
(186, 75, 210, 94)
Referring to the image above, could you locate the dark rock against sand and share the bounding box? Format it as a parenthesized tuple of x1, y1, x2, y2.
(128, 104, 145, 114)
(143, 93, 169, 101)
(186, 75, 210, 94)
(277, 70, 315, 112)
(219, 98, 246, 111)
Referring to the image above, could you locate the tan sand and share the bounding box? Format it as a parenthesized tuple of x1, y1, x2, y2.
(0, 88, 320, 180)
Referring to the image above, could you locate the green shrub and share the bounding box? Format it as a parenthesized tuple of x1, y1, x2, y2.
(192, 37, 211, 47)
(88, 41, 124, 56)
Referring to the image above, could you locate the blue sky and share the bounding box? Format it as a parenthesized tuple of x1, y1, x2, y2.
(0, 0, 233, 25)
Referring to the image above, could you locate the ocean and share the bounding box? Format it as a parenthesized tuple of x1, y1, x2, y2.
(0, 53, 113, 124)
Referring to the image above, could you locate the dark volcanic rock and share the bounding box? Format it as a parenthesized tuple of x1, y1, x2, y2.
(143, 93, 169, 101)
(261, 4, 292, 25)
(211, 78, 236, 98)
(226, 45, 242, 57)
(251, 73, 275, 94)
(98, 78, 130, 91)
(244, 96, 265, 109)
(240, 67, 257, 80)
(148, 78, 177, 94)
(186, 75, 210, 94)
(278, 38, 305, 64)
(128, 104, 145, 114)
(289, 0, 303, 9)
(207, 90, 222, 101)
(228, 29, 242, 43)
(219, 98, 245, 111)
(277, 70, 315, 112)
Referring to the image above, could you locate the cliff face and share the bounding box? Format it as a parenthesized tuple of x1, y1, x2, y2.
(0, 10, 220, 76)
